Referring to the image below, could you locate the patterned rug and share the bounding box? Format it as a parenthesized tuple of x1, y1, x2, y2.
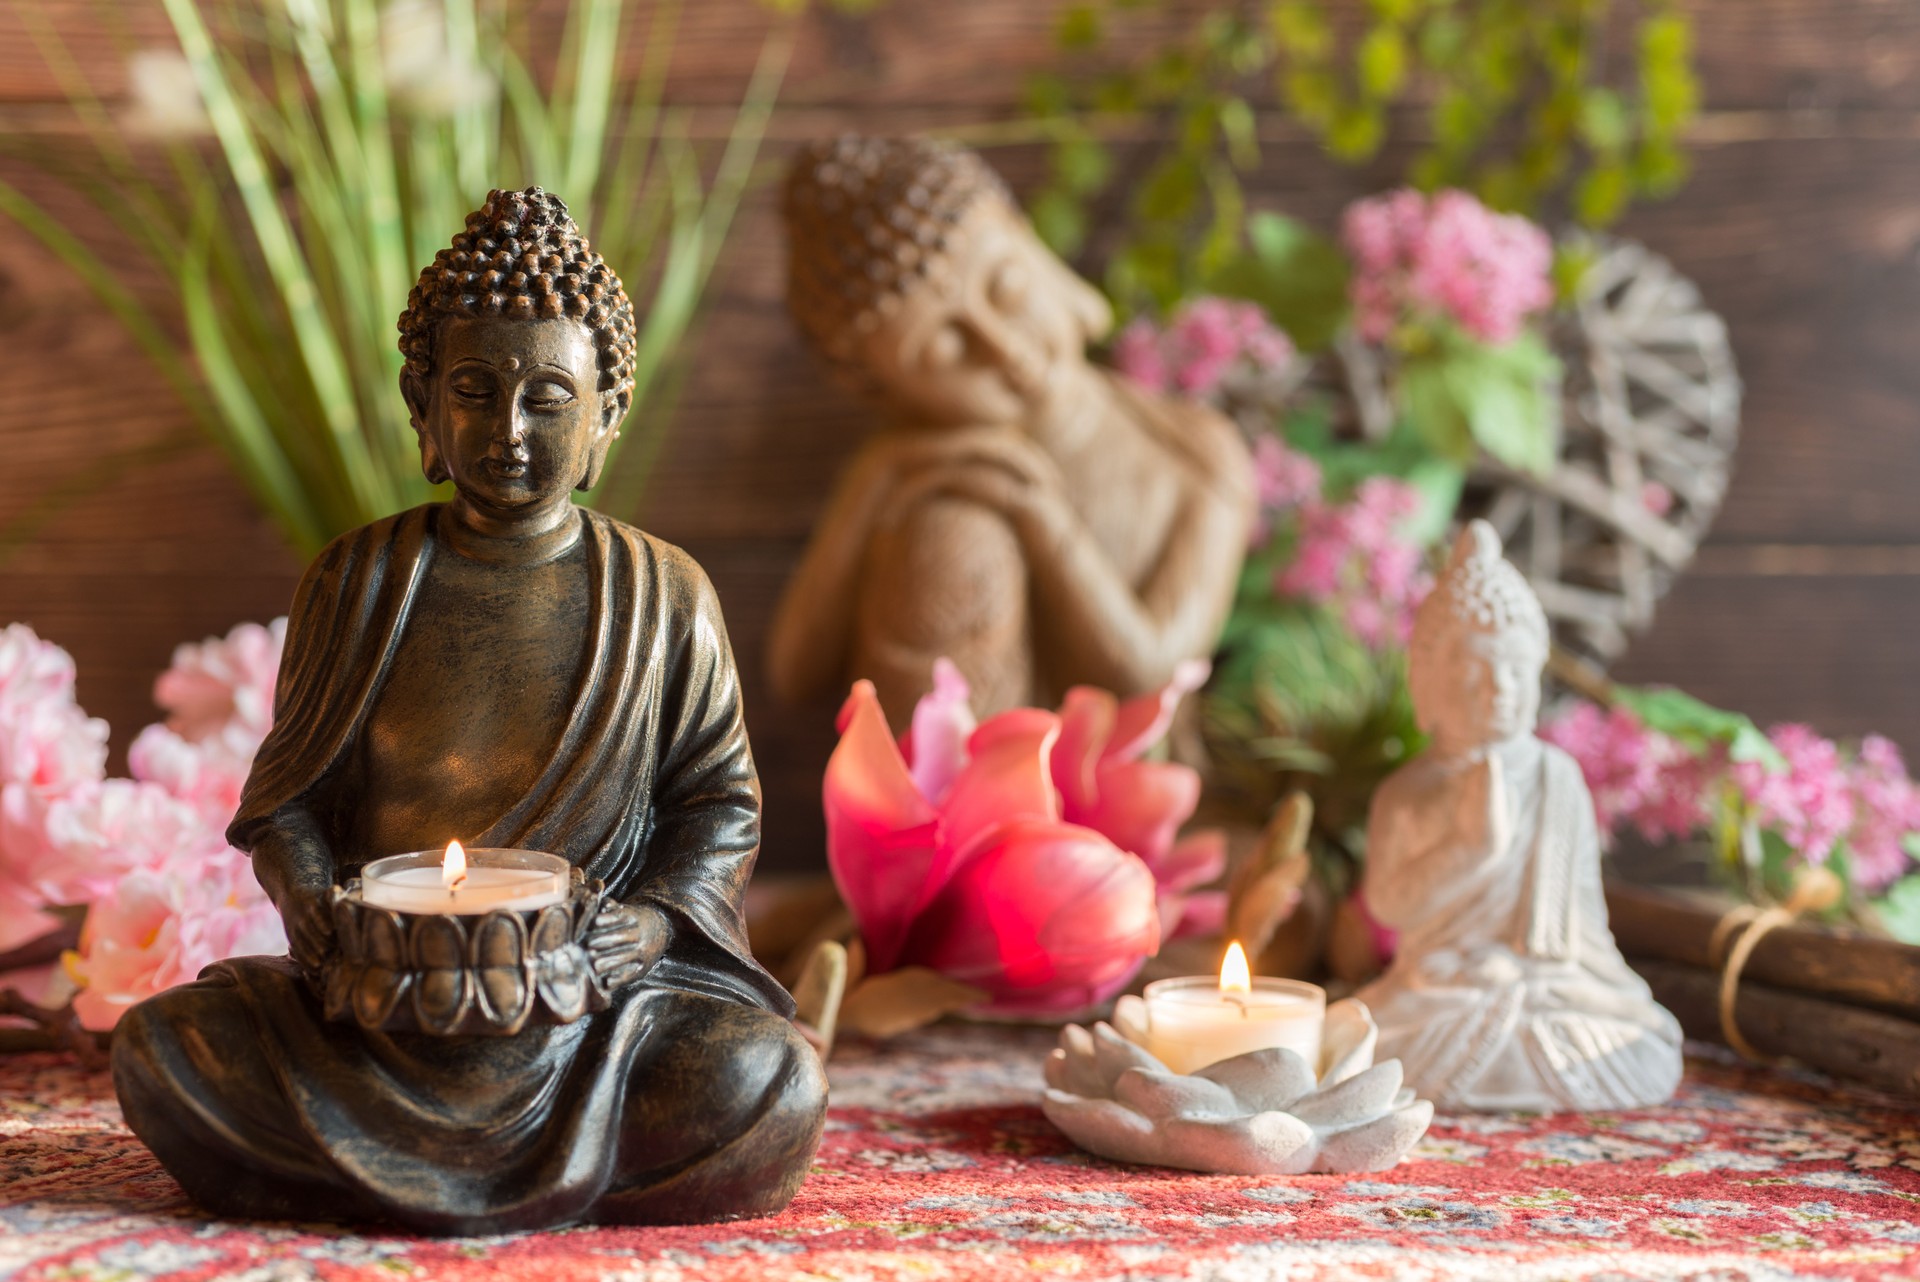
(4, 1025, 1920, 1281)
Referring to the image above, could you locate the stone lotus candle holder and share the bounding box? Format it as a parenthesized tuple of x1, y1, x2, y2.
(1042, 998, 1434, 1176)
(324, 860, 612, 1037)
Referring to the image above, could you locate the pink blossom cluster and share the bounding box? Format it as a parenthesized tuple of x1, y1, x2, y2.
(0, 625, 112, 954)
(1537, 702, 1712, 847)
(1274, 476, 1434, 649)
(1111, 296, 1295, 399)
(0, 620, 288, 1029)
(1343, 189, 1554, 346)
(1541, 700, 1920, 894)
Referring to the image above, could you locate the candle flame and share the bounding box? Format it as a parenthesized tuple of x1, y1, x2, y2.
(1220, 940, 1252, 994)
(442, 840, 468, 889)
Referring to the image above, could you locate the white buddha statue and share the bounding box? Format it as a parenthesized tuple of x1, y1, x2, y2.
(1356, 521, 1683, 1112)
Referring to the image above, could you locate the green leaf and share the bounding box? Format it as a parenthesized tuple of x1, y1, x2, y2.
(1579, 88, 1630, 152)
(1874, 874, 1920, 946)
(1575, 161, 1629, 227)
(1217, 96, 1259, 169)
(1055, 136, 1114, 196)
(1614, 685, 1788, 772)
(1398, 353, 1478, 462)
(1056, 3, 1103, 51)
(1202, 211, 1350, 352)
(1357, 26, 1407, 99)
(1030, 188, 1088, 257)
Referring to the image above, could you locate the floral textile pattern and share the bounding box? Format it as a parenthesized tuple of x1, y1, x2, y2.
(825, 660, 1225, 1016)
(5, 1028, 1920, 1281)
(1343, 188, 1555, 346)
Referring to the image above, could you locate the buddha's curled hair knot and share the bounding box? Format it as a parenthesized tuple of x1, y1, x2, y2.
(784, 135, 1011, 362)
(397, 187, 636, 407)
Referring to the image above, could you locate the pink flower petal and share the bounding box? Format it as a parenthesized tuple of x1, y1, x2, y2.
(1050, 686, 1118, 817)
(1075, 758, 1203, 870)
(938, 708, 1063, 865)
(902, 658, 977, 808)
(824, 680, 941, 973)
(1163, 888, 1229, 941)
(1153, 828, 1229, 892)
(1106, 658, 1210, 763)
(899, 819, 1160, 1016)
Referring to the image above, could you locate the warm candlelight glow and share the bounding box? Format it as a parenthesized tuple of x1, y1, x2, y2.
(442, 840, 468, 889)
(1220, 940, 1252, 994)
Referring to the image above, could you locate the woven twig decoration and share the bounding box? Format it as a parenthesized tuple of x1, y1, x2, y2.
(1471, 238, 1742, 664)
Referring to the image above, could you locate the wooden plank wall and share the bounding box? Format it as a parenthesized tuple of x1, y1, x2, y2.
(2, 0, 1918, 871)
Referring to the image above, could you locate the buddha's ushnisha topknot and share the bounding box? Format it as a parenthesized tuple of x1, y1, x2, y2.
(397, 187, 637, 409)
(783, 135, 1011, 362)
(1413, 520, 1551, 663)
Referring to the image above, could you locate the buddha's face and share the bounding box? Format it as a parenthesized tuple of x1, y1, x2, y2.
(1409, 629, 1541, 757)
(853, 196, 1113, 427)
(407, 316, 619, 514)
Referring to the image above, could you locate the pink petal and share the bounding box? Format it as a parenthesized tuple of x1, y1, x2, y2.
(1153, 828, 1228, 892)
(899, 819, 1161, 1016)
(938, 708, 1062, 865)
(1167, 889, 1229, 940)
(1106, 658, 1210, 763)
(903, 658, 977, 807)
(1073, 758, 1203, 870)
(825, 681, 941, 973)
(1050, 686, 1118, 816)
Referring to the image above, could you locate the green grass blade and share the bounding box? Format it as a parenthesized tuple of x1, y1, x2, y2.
(159, 0, 391, 517)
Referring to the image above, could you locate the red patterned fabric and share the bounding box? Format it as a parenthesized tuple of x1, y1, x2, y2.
(4, 1026, 1920, 1280)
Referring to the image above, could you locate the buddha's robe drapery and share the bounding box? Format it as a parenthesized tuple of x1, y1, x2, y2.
(110, 505, 825, 1233)
(1358, 739, 1683, 1112)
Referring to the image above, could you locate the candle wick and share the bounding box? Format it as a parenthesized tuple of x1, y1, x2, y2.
(1224, 994, 1251, 1019)
(449, 873, 468, 891)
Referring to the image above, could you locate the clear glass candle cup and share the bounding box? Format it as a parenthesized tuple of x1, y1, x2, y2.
(355, 847, 571, 916)
(1136, 974, 1328, 1075)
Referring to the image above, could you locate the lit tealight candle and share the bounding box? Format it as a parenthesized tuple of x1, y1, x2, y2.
(1135, 942, 1326, 1075)
(358, 841, 570, 916)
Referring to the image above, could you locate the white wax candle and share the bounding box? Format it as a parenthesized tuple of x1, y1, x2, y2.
(1137, 946, 1326, 1075)
(358, 844, 569, 916)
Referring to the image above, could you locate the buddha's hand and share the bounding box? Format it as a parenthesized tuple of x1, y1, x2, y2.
(587, 901, 671, 992)
(251, 844, 338, 973)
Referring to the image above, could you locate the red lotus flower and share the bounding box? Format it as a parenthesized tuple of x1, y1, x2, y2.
(823, 661, 1225, 1017)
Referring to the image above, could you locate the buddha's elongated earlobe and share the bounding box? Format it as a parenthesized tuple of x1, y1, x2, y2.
(576, 394, 626, 491)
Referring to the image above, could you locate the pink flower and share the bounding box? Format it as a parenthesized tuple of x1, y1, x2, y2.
(1539, 701, 1713, 847)
(1730, 725, 1853, 866)
(1050, 659, 1227, 939)
(153, 618, 286, 743)
(0, 697, 107, 796)
(825, 664, 1225, 1016)
(0, 625, 79, 709)
(1275, 477, 1433, 649)
(128, 721, 255, 830)
(1252, 436, 1322, 515)
(68, 842, 285, 1031)
(1110, 297, 1295, 401)
(1847, 736, 1920, 892)
(1343, 188, 1553, 346)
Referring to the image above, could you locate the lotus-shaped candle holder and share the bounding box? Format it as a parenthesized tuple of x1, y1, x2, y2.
(1041, 998, 1433, 1175)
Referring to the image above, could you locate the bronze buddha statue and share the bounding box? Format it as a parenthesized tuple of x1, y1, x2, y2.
(109, 188, 827, 1233)
(770, 136, 1255, 727)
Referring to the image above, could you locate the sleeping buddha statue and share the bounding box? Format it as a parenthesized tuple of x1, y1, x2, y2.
(769, 135, 1256, 727)
(109, 188, 828, 1232)
(1356, 521, 1683, 1113)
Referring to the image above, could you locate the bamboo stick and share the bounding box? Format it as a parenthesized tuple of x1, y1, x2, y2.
(1628, 957, 1920, 1099)
(1606, 881, 1920, 1020)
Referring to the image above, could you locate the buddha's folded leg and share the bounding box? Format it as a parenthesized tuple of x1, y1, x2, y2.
(110, 960, 375, 1224)
(592, 989, 827, 1226)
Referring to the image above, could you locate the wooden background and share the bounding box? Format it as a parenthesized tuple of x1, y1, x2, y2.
(2, 0, 1918, 871)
